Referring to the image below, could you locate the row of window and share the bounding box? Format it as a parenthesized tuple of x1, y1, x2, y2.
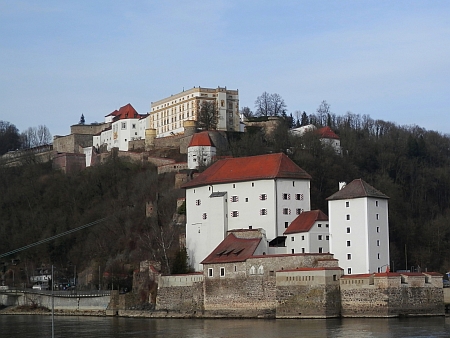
(208, 265, 264, 278)
(346, 226, 380, 233)
(346, 240, 381, 247)
(346, 214, 381, 221)
(291, 248, 324, 254)
(345, 200, 380, 207)
(291, 235, 329, 241)
(346, 253, 382, 260)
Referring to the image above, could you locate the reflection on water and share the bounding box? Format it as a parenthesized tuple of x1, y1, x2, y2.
(1, 315, 450, 337)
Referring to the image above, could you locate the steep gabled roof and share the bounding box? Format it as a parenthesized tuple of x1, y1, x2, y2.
(316, 126, 339, 139)
(105, 103, 144, 121)
(284, 210, 328, 235)
(201, 233, 261, 264)
(182, 153, 311, 189)
(327, 179, 389, 201)
(188, 131, 215, 147)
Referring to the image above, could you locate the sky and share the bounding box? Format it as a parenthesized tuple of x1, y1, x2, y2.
(1, 0, 450, 137)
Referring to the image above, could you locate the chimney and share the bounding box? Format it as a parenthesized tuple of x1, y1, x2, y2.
(339, 182, 346, 190)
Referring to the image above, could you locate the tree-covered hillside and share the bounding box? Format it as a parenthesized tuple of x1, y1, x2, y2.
(234, 111, 450, 273)
(2, 110, 450, 285)
(0, 153, 185, 288)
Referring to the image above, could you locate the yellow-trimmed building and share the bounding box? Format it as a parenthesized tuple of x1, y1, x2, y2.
(150, 86, 240, 138)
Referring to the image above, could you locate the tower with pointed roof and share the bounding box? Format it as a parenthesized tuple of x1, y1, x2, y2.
(187, 131, 216, 170)
(327, 179, 390, 275)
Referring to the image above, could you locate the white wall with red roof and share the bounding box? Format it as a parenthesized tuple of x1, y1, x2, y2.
(186, 177, 311, 271)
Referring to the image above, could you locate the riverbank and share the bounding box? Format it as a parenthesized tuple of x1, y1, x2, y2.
(0, 305, 106, 316)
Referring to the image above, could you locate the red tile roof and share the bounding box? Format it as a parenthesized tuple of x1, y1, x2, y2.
(327, 178, 389, 201)
(105, 103, 145, 121)
(284, 210, 328, 235)
(201, 233, 261, 264)
(182, 153, 311, 189)
(316, 126, 339, 139)
(188, 132, 215, 147)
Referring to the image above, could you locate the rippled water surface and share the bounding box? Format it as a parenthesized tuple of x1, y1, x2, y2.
(1, 315, 450, 337)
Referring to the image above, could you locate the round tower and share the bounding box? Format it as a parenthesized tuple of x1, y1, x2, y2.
(145, 128, 157, 150)
(183, 120, 196, 137)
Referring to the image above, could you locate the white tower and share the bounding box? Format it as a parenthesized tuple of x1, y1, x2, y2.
(327, 179, 390, 275)
(187, 132, 216, 170)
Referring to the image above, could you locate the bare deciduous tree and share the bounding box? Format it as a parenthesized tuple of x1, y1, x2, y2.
(254, 92, 286, 117)
(197, 101, 218, 130)
(21, 125, 52, 149)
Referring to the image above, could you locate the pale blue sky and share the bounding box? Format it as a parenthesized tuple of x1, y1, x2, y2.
(1, 1, 449, 136)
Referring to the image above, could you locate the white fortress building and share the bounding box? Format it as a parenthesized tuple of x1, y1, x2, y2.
(182, 153, 312, 271)
(182, 152, 390, 274)
(150, 86, 240, 138)
(327, 179, 390, 275)
(92, 103, 149, 152)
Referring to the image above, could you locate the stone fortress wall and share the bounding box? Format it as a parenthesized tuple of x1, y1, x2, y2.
(155, 255, 444, 318)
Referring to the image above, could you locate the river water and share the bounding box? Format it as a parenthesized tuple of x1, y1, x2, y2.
(1, 315, 450, 337)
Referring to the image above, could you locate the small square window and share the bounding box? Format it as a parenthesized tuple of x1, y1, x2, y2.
(231, 211, 239, 217)
(259, 194, 267, 201)
(347, 240, 351, 247)
(376, 214, 379, 220)
(208, 268, 213, 277)
(195, 199, 201, 206)
(326, 224, 329, 228)
(346, 201, 349, 207)
(346, 214, 350, 220)
(348, 268, 352, 275)
(202, 213, 207, 220)
(326, 235, 329, 240)
(347, 254, 351, 260)
(301, 235, 305, 240)
(291, 249, 295, 254)
(282, 193, 290, 200)
(318, 247, 323, 253)
(318, 223, 322, 228)
(347, 227, 351, 233)
(252, 182, 254, 187)
(260, 208, 267, 215)
(376, 200, 379, 207)
(302, 248, 305, 253)
(295, 193, 304, 200)
(285, 222, 289, 228)
(231, 196, 239, 202)
(283, 208, 291, 215)
(245, 198, 248, 202)
(377, 240, 380, 246)
(318, 235, 323, 240)
(291, 237, 294, 241)
(296, 208, 303, 215)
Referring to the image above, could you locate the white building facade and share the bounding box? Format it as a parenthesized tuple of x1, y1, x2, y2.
(182, 153, 312, 271)
(327, 179, 390, 275)
(284, 210, 330, 255)
(93, 104, 149, 152)
(150, 86, 240, 138)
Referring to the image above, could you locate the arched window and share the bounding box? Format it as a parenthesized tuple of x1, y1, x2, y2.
(249, 266, 256, 275)
(258, 265, 264, 275)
